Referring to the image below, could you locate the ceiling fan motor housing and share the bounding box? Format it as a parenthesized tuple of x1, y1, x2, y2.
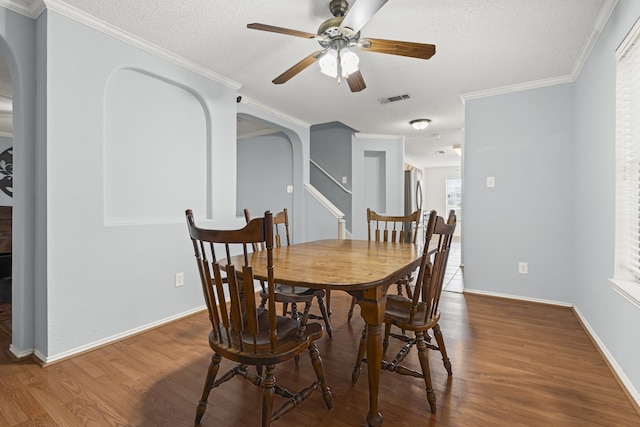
(329, 0, 349, 17)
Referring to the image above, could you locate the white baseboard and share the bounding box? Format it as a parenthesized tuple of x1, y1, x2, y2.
(39, 305, 206, 365)
(573, 305, 640, 410)
(463, 288, 572, 307)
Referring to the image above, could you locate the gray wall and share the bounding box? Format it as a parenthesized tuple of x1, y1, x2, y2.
(35, 9, 241, 360)
(464, 0, 640, 402)
(0, 5, 38, 357)
(572, 0, 640, 401)
(237, 132, 294, 238)
(464, 83, 574, 303)
(310, 122, 355, 231)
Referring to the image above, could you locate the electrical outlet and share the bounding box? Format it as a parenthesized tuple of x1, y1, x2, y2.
(486, 176, 495, 188)
(518, 262, 528, 275)
(175, 272, 184, 287)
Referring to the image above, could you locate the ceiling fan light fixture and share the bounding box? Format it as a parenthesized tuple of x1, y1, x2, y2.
(410, 118, 431, 130)
(319, 49, 339, 78)
(340, 47, 359, 76)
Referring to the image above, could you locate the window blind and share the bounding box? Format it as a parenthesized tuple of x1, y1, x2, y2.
(616, 18, 640, 280)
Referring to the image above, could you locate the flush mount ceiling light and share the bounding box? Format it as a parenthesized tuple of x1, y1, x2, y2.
(410, 119, 431, 130)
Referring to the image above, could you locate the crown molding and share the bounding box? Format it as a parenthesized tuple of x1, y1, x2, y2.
(461, 0, 618, 102)
(242, 97, 310, 129)
(0, 0, 45, 18)
(570, 0, 618, 79)
(461, 74, 573, 102)
(39, 0, 241, 90)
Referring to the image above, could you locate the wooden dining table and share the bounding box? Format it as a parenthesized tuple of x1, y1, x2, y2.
(229, 238, 423, 427)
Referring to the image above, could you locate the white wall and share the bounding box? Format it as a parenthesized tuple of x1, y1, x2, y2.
(423, 166, 461, 236)
(351, 133, 404, 240)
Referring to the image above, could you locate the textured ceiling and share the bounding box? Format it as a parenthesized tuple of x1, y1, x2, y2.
(5, 0, 612, 167)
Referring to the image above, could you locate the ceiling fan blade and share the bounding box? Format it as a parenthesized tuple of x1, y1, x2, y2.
(247, 23, 318, 39)
(273, 51, 323, 85)
(359, 38, 436, 60)
(346, 70, 366, 92)
(341, 0, 388, 34)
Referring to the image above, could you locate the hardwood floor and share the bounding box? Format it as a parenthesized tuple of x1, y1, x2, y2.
(1, 291, 638, 426)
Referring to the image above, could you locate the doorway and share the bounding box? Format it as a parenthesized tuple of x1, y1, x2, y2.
(0, 53, 12, 337)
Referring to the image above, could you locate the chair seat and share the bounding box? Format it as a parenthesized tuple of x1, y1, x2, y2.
(385, 294, 440, 330)
(210, 309, 323, 365)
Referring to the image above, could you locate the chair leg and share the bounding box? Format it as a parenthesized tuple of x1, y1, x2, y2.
(308, 340, 333, 410)
(383, 322, 392, 353)
(316, 295, 332, 338)
(432, 323, 452, 376)
(261, 364, 276, 427)
(325, 288, 332, 316)
(282, 302, 288, 317)
(290, 302, 299, 320)
(195, 353, 222, 425)
(415, 331, 436, 414)
(351, 325, 368, 384)
(347, 296, 357, 322)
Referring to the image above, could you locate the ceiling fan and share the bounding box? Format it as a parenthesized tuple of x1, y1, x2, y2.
(247, 0, 436, 92)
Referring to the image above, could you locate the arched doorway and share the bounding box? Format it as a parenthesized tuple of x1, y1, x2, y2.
(0, 53, 12, 336)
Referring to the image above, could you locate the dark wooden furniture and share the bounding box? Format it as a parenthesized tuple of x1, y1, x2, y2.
(226, 238, 422, 427)
(347, 208, 422, 321)
(0, 206, 11, 255)
(352, 210, 456, 414)
(244, 208, 332, 338)
(0, 206, 12, 304)
(185, 210, 332, 426)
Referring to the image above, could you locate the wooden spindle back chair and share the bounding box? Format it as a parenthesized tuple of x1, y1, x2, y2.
(186, 209, 332, 426)
(352, 209, 456, 414)
(244, 208, 332, 338)
(347, 208, 422, 321)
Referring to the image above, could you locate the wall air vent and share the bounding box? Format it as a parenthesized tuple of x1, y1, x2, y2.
(379, 94, 411, 104)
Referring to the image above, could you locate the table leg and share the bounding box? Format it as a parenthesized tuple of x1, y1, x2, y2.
(357, 294, 386, 427)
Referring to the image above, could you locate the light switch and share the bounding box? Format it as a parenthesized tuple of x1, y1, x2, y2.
(342, 176, 348, 184)
(286, 185, 293, 193)
(486, 176, 495, 188)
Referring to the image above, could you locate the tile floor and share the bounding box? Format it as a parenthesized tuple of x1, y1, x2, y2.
(442, 236, 464, 293)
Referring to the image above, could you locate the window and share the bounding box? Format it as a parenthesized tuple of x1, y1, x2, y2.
(612, 17, 640, 308)
(446, 178, 462, 213)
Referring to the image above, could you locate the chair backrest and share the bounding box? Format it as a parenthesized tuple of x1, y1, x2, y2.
(186, 209, 279, 353)
(367, 208, 422, 243)
(273, 209, 290, 247)
(244, 208, 290, 248)
(410, 210, 457, 324)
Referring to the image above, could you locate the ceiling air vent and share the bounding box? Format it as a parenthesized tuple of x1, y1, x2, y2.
(436, 150, 446, 155)
(379, 94, 411, 104)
